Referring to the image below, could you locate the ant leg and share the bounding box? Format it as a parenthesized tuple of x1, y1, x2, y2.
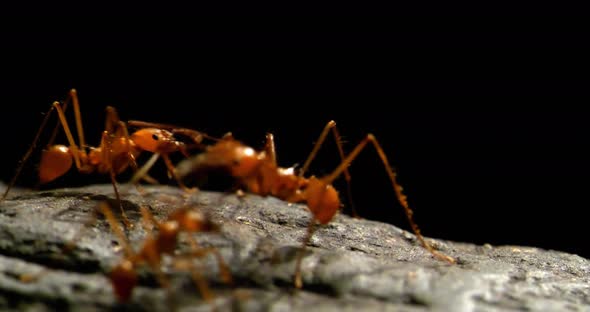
(104, 203, 174, 304)
(139, 206, 213, 305)
(117, 120, 142, 175)
(47, 89, 85, 150)
(129, 153, 161, 186)
(116, 120, 158, 194)
(99, 201, 134, 258)
(136, 207, 175, 297)
(101, 110, 139, 228)
(161, 153, 195, 193)
(294, 221, 316, 289)
(46, 95, 71, 147)
(104, 106, 122, 135)
(127, 120, 186, 131)
(186, 235, 233, 285)
(3, 94, 90, 201)
(264, 133, 277, 165)
(46, 89, 91, 149)
(112, 119, 159, 187)
(298, 121, 358, 217)
(173, 247, 216, 303)
(138, 205, 158, 231)
(171, 128, 214, 145)
(172, 242, 237, 305)
(70, 89, 86, 149)
(323, 134, 456, 264)
(1, 103, 60, 201)
(53, 100, 85, 169)
(99, 131, 132, 228)
(299, 121, 339, 177)
(117, 119, 143, 191)
(109, 162, 132, 228)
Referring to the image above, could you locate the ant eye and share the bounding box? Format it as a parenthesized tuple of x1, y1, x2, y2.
(232, 159, 240, 166)
(152, 134, 159, 141)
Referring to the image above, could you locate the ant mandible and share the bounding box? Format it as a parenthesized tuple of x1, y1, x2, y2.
(1, 89, 208, 227)
(175, 121, 456, 289)
(99, 201, 232, 303)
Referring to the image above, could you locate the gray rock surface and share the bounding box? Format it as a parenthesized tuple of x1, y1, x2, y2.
(0, 183, 588, 311)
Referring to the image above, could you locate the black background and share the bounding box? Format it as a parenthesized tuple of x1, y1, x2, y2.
(1, 9, 589, 259)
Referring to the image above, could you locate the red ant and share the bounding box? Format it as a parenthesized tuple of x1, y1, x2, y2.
(1, 89, 212, 226)
(174, 121, 456, 289)
(99, 201, 232, 303)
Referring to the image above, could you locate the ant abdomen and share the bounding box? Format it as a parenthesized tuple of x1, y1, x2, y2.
(39, 145, 73, 183)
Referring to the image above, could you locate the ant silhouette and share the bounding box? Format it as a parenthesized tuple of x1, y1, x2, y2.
(174, 121, 456, 289)
(100, 201, 232, 304)
(1, 89, 213, 227)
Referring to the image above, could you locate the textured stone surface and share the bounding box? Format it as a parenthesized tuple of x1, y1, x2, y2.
(0, 183, 589, 311)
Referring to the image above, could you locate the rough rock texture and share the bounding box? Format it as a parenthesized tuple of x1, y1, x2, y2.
(0, 183, 588, 311)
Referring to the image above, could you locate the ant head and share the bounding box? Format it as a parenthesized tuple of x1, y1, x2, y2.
(110, 259, 138, 302)
(167, 208, 219, 233)
(130, 128, 183, 153)
(305, 177, 341, 225)
(158, 220, 180, 254)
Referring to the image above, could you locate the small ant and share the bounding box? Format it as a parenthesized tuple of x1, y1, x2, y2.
(175, 121, 456, 289)
(1, 89, 211, 226)
(99, 202, 232, 303)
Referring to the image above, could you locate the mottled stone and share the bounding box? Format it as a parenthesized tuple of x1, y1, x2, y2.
(0, 184, 588, 311)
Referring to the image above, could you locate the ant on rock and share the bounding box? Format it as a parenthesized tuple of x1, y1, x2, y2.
(174, 121, 456, 289)
(100, 201, 232, 303)
(1, 89, 212, 227)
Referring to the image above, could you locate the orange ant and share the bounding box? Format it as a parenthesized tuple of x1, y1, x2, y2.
(1, 89, 212, 226)
(125, 120, 219, 184)
(99, 201, 232, 303)
(175, 121, 456, 289)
